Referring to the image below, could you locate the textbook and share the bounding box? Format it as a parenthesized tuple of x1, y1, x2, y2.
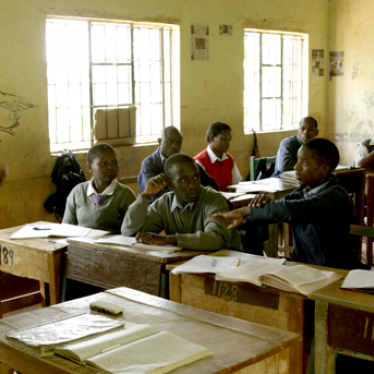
(10, 223, 91, 240)
(94, 235, 182, 253)
(340, 269, 374, 293)
(216, 261, 343, 296)
(5, 314, 124, 357)
(59, 329, 211, 374)
(171, 254, 286, 275)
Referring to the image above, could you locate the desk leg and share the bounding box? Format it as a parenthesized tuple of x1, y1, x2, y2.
(47, 252, 62, 305)
(169, 273, 181, 303)
(0, 362, 13, 374)
(315, 301, 335, 374)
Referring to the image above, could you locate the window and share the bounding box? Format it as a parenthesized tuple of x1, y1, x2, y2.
(46, 17, 180, 153)
(243, 29, 307, 133)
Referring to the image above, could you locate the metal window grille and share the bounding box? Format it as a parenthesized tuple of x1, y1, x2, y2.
(46, 18, 175, 153)
(244, 30, 305, 133)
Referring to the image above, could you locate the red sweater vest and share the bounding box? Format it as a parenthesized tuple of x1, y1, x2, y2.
(194, 148, 234, 192)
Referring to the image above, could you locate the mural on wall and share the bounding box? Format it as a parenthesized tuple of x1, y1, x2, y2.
(0, 90, 35, 140)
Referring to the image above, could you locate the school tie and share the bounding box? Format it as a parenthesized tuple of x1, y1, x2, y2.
(179, 205, 191, 217)
(92, 194, 109, 206)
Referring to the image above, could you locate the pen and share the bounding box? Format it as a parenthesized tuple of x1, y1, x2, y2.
(100, 344, 121, 353)
(211, 259, 217, 267)
(236, 258, 241, 267)
(33, 227, 51, 230)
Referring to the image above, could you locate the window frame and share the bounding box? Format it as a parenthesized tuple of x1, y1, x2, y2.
(243, 28, 308, 134)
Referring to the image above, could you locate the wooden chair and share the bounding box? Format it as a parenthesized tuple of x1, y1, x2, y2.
(249, 156, 276, 181)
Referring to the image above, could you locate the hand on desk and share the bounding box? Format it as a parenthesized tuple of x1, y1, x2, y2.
(249, 194, 271, 207)
(211, 207, 250, 229)
(142, 174, 170, 198)
(136, 232, 178, 246)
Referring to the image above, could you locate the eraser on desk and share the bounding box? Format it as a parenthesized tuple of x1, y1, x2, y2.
(90, 301, 124, 316)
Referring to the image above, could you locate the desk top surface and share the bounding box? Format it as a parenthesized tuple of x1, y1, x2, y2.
(310, 278, 374, 313)
(67, 236, 207, 264)
(0, 287, 300, 374)
(0, 222, 67, 254)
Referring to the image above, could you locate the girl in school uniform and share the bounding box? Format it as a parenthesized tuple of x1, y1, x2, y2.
(194, 122, 242, 192)
(63, 143, 136, 233)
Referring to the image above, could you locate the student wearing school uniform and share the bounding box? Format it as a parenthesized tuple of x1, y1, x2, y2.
(122, 154, 242, 251)
(213, 138, 369, 270)
(138, 126, 219, 202)
(194, 122, 242, 192)
(272, 116, 319, 177)
(63, 143, 136, 234)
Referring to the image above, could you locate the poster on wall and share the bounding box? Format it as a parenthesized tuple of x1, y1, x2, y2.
(191, 24, 209, 61)
(312, 49, 324, 77)
(329, 51, 344, 77)
(219, 24, 233, 36)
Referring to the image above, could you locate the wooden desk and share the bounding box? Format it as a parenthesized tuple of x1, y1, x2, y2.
(64, 237, 206, 298)
(167, 250, 349, 374)
(0, 222, 67, 312)
(311, 279, 374, 374)
(0, 287, 301, 374)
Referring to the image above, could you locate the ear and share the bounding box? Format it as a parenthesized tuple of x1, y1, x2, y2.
(209, 134, 215, 143)
(315, 129, 319, 137)
(87, 163, 93, 174)
(158, 138, 162, 146)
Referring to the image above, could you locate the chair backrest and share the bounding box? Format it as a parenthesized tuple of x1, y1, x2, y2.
(335, 168, 365, 226)
(249, 156, 277, 181)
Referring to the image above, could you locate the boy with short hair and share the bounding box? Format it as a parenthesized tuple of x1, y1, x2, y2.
(213, 138, 363, 269)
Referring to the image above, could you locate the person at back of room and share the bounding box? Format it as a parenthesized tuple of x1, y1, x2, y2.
(63, 143, 136, 233)
(272, 116, 319, 177)
(138, 126, 219, 202)
(213, 138, 369, 269)
(123, 154, 242, 251)
(194, 122, 242, 192)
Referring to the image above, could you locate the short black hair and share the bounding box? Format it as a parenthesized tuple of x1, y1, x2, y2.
(160, 126, 183, 140)
(205, 122, 231, 143)
(164, 154, 198, 178)
(303, 138, 339, 172)
(87, 143, 117, 164)
(300, 116, 318, 129)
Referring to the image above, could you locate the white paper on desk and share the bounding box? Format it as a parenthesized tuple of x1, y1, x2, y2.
(95, 235, 182, 253)
(10, 223, 92, 240)
(171, 254, 286, 275)
(341, 269, 374, 290)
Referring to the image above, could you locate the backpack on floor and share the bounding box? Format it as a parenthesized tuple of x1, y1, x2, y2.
(44, 149, 86, 220)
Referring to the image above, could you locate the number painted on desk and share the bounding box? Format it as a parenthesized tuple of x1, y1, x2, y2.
(363, 317, 374, 340)
(2, 247, 13, 266)
(211, 280, 239, 301)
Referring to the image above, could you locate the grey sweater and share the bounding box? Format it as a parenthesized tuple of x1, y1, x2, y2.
(121, 186, 242, 251)
(63, 181, 136, 233)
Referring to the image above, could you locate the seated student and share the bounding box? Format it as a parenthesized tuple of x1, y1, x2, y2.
(63, 143, 136, 233)
(354, 136, 374, 168)
(138, 126, 219, 202)
(213, 138, 367, 269)
(194, 122, 242, 192)
(272, 116, 318, 177)
(122, 154, 242, 251)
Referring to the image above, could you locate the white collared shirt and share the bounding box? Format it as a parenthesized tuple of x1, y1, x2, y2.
(86, 179, 117, 196)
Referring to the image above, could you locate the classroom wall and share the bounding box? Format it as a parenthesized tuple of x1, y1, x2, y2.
(327, 0, 374, 166)
(0, 0, 329, 229)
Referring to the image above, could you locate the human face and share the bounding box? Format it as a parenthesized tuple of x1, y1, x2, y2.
(294, 146, 329, 189)
(209, 129, 231, 157)
(88, 149, 119, 191)
(297, 119, 318, 144)
(159, 130, 183, 158)
(169, 162, 201, 205)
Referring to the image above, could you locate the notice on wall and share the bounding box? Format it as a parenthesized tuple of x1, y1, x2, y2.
(191, 24, 209, 61)
(219, 24, 233, 36)
(312, 49, 324, 77)
(329, 51, 344, 78)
